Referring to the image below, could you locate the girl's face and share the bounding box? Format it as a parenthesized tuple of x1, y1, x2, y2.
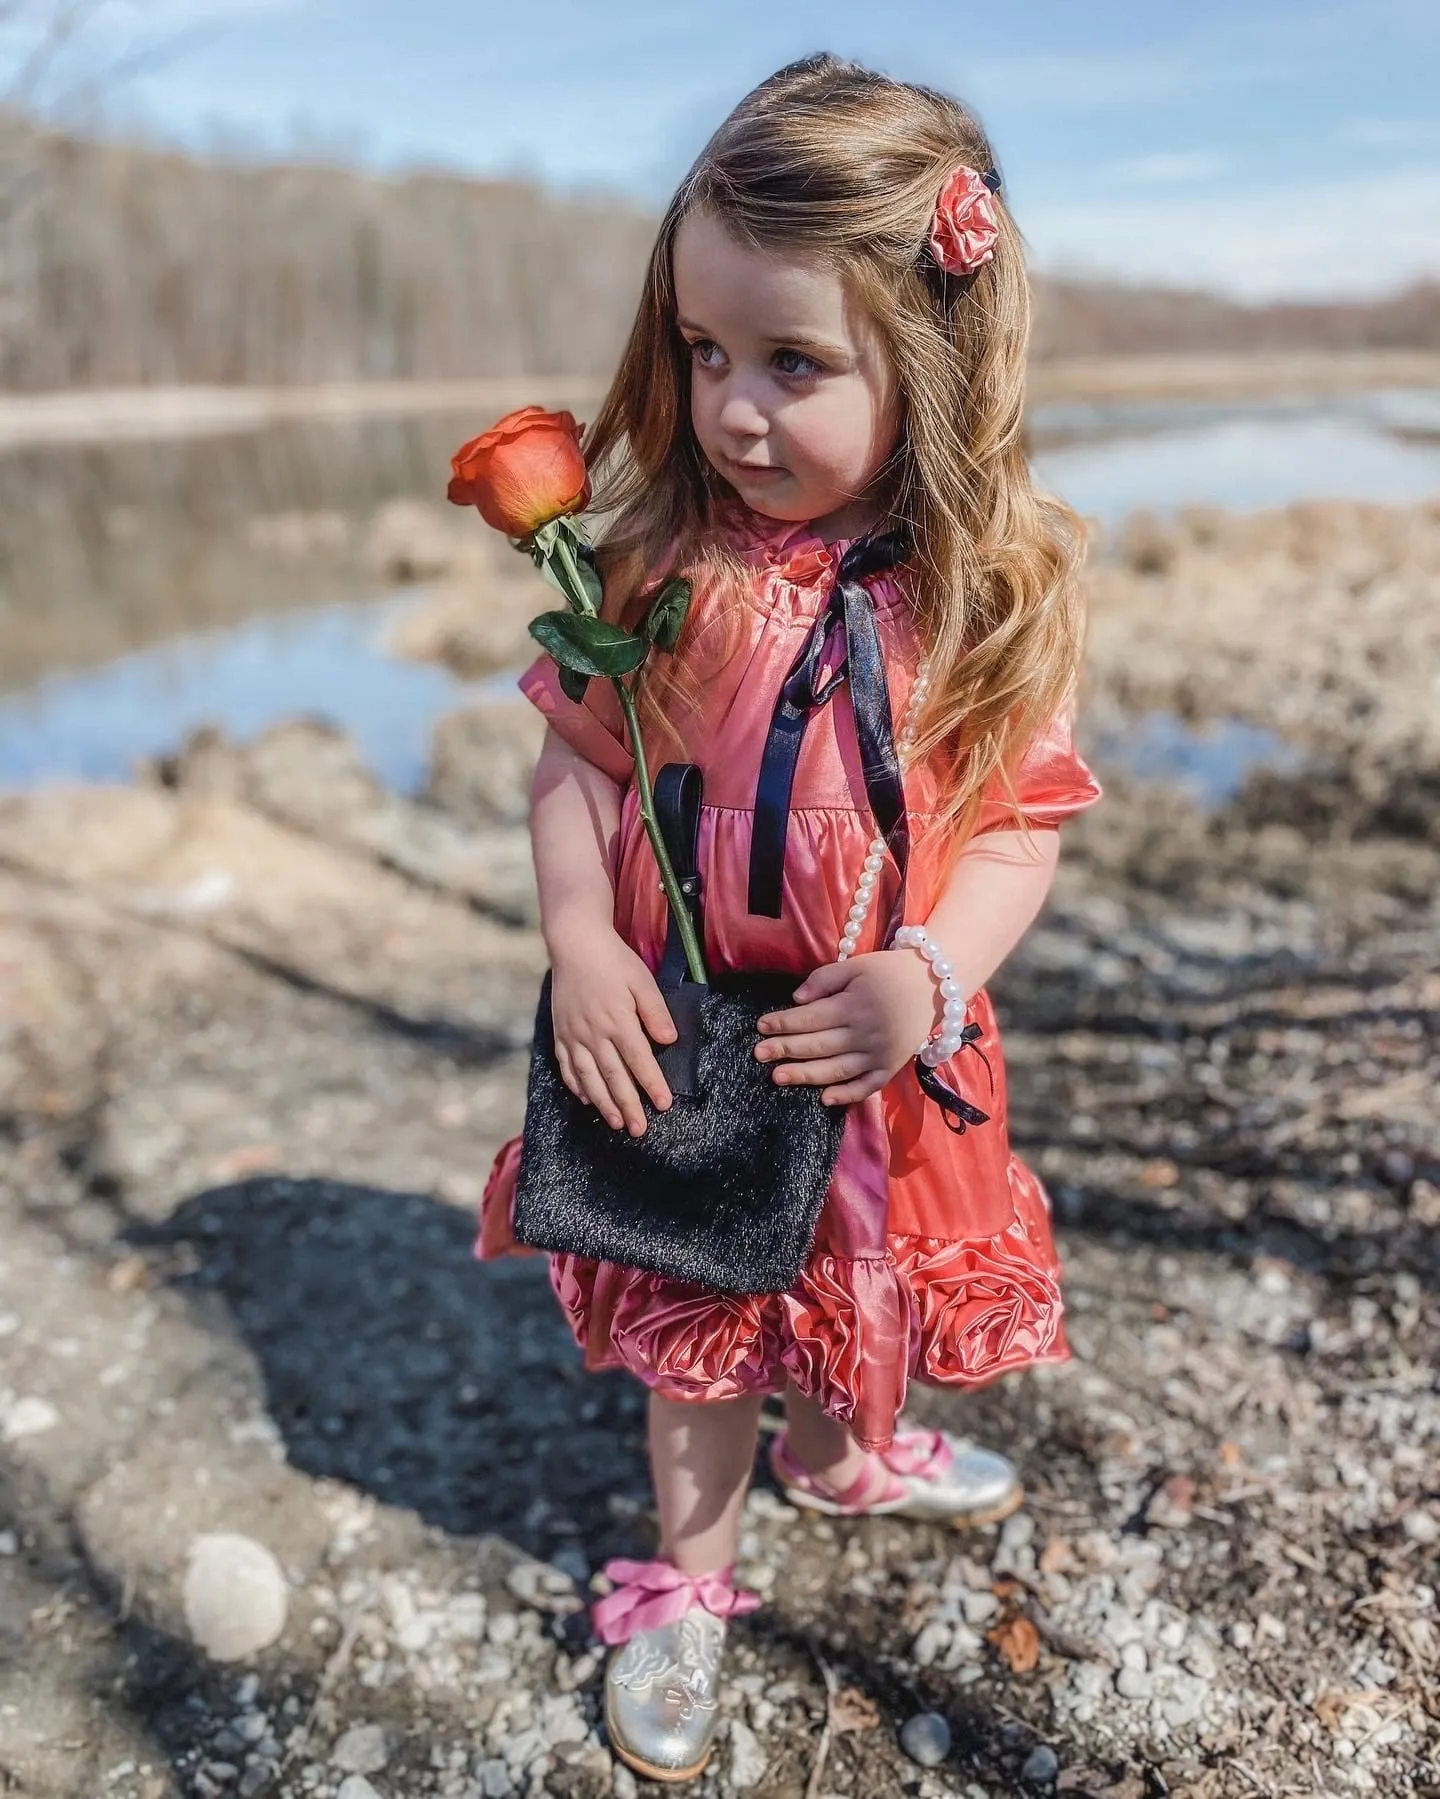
(673, 208, 901, 542)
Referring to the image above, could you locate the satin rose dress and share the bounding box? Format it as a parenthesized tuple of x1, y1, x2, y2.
(478, 504, 1102, 1451)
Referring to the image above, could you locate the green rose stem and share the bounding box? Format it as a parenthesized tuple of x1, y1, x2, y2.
(545, 528, 708, 988)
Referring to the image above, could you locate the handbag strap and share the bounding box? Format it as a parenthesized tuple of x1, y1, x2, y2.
(654, 760, 706, 988)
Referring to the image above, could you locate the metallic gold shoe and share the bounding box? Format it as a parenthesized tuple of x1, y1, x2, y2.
(592, 1558, 759, 1784)
(769, 1422, 1024, 1527)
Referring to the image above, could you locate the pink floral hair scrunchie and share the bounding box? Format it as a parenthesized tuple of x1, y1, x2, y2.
(928, 165, 1001, 276)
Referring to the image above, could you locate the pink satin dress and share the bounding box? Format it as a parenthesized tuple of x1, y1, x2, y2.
(478, 504, 1102, 1451)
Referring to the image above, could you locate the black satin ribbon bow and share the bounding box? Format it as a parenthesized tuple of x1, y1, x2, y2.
(747, 527, 913, 943)
(746, 525, 992, 1137)
(914, 1022, 994, 1136)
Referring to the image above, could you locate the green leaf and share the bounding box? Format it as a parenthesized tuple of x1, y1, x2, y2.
(557, 664, 591, 703)
(531, 519, 561, 556)
(529, 610, 649, 677)
(642, 577, 692, 652)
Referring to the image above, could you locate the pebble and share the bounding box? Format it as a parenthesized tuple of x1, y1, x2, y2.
(336, 1781, 383, 1799)
(1021, 1744, 1060, 1785)
(912, 1621, 950, 1667)
(728, 1718, 768, 1788)
(183, 1535, 289, 1662)
(1, 1395, 59, 1440)
(612, 1767, 639, 1799)
(1160, 1673, 1210, 1728)
(472, 1760, 511, 1798)
(1115, 1667, 1153, 1701)
(899, 1712, 951, 1767)
(550, 1545, 589, 1583)
(1184, 1641, 1218, 1679)
(331, 1725, 390, 1776)
(1402, 1509, 1438, 1546)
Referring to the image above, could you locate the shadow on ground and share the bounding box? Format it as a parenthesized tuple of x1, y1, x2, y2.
(131, 1178, 651, 1551)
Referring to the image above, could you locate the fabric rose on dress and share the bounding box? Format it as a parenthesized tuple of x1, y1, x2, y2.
(927, 166, 1000, 277)
(608, 1276, 778, 1401)
(447, 405, 590, 536)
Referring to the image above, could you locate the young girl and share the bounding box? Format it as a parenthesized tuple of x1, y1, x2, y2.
(477, 53, 1101, 1782)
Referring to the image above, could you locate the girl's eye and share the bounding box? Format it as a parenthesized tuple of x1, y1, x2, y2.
(774, 347, 822, 378)
(688, 337, 725, 368)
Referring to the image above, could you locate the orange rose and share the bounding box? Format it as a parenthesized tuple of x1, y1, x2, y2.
(447, 406, 590, 535)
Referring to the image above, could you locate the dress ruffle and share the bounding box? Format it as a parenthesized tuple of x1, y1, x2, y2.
(476, 1136, 1068, 1453)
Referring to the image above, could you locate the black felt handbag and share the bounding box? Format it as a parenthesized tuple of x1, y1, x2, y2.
(513, 762, 849, 1295)
(510, 529, 990, 1296)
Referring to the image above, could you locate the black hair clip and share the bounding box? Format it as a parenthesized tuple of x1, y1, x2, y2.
(981, 167, 1002, 194)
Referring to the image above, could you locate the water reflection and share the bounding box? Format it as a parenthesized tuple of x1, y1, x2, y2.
(0, 595, 500, 792)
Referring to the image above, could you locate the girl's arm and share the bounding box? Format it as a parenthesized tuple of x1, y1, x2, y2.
(529, 728, 679, 1134)
(755, 825, 1061, 1103)
(911, 825, 1060, 1002)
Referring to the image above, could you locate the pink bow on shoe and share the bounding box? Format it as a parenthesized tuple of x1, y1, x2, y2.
(591, 1557, 761, 1645)
(879, 1426, 955, 1481)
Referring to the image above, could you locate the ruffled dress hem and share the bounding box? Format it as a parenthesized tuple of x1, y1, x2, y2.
(476, 1135, 1068, 1454)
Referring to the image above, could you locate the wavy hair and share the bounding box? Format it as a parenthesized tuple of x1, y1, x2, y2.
(583, 52, 1088, 865)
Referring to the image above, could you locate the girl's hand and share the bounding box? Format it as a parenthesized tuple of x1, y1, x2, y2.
(549, 931, 677, 1135)
(753, 950, 940, 1105)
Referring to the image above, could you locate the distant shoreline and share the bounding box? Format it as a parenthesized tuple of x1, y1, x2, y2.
(1, 351, 1438, 450)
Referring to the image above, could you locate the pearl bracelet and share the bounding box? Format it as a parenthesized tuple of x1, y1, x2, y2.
(893, 923, 970, 1065)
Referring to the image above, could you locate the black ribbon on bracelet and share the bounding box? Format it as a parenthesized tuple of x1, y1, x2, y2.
(745, 523, 992, 1135)
(914, 1022, 993, 1135)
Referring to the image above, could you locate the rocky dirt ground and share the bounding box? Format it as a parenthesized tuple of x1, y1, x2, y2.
(0, 500, 1436, 1799)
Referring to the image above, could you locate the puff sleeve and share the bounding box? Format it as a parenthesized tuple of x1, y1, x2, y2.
(972, 704, 1102, 835)
(518, 651, 635, 787)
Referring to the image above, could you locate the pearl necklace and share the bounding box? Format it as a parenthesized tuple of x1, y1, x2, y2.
(833, 654, 967, 1063)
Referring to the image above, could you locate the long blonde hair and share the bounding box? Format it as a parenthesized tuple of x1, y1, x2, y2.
(584, 53, 1087, 866)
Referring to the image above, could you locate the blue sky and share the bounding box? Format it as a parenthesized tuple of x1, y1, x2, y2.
(14, 0, 1440, 298)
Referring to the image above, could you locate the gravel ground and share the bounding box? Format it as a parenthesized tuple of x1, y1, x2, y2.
(0, 500, 1436, 1799)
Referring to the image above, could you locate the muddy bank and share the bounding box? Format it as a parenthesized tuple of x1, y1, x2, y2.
(0, 501, 1436, 1799)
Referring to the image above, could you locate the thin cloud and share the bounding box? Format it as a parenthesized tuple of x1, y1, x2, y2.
(1106, 152, 1230, 187)
(1345, 117, 1440, 151)
(1023, 165, 1440, 300)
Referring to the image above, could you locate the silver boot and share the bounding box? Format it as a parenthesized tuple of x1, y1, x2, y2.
(604, 1605, 727, 1782)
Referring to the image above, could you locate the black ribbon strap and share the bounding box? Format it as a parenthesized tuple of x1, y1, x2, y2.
(747, 528, 913, 931)
(744, 522, 998, 1136)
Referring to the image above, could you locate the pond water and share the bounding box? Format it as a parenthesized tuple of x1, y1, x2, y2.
(1, 388, 1435, 796)
(1034, 394, 1440, 521)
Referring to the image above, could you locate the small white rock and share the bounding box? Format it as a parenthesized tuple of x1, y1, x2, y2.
(336, 1780, 382, 1799)
(183, 1535, 289, 1663)
(728, 1718, 768, 1789)
(2, 1396, 59, 1440)
(1115, 1667, 1153, 1701)
(331, 1725, 389, 1776)
(1402, 1509, 1439, 1546)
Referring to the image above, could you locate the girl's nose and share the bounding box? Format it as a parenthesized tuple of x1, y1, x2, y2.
(717, 383, 769, 442)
